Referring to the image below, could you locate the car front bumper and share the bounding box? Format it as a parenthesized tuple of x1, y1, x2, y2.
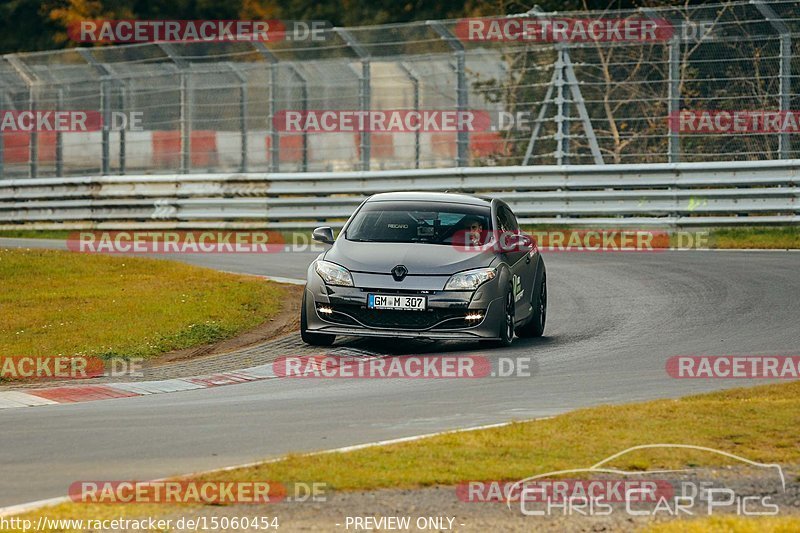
(303, 277, 506, 341)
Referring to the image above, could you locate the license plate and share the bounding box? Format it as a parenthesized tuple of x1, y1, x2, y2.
(368, 294, 427, 311)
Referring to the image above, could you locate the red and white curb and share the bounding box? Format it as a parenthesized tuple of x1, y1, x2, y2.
(0, 363, 278, 410)
(0, 347, 382, 410)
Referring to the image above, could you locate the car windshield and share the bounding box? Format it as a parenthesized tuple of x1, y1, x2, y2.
(345, 201, 493, 245)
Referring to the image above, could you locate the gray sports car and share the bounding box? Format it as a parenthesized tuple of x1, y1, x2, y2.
(301, 192, 547, 346)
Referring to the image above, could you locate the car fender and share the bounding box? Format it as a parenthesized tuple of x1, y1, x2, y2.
(530, 255, 546, 305)
(491, 260, 514, 293)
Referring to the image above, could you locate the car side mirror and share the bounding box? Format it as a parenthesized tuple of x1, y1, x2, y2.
(498, 232, 533, 252)
(312, 226, 335, 245)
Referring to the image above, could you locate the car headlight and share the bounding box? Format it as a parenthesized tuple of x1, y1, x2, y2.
(444, 267, 496, 291)
(314, 260, 354, 287)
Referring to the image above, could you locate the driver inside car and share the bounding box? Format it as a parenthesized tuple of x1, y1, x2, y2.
(459, 216, 486, 246)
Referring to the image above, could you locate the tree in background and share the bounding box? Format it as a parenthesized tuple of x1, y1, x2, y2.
(2, 0, 705, 54)
(0, 0, 62, 53)
(47, 0, 130, 45)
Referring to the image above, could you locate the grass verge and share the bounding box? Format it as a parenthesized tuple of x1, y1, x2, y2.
(0, 229, 72, 240)
(7, 381, 798, 531)
(522, 225, 800, 250)
(706, 226, 800, 249)
(643, 516, 800, 532)
(0, 248, 284, 361)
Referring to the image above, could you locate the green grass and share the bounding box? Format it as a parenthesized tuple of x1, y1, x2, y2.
(708, 226, 800, 249)
(521, 226, 800, 249)
(8, 381, 797, 532)
(0, 248, 284, 361)
(0, 229, 72, 239)
(642, 516, 800, 532)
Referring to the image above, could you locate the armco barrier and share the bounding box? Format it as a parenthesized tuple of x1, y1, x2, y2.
(0, 160, 797, 230)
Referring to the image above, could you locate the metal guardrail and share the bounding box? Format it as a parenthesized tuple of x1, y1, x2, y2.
(0, 161, 797, 229)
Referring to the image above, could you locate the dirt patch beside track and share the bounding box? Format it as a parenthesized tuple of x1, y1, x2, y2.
(154, 283, 303, 366)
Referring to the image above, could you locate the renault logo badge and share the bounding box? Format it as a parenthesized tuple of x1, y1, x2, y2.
(391, 265, 408, 281)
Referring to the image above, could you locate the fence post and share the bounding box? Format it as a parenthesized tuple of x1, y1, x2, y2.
(555, 50, 567, 165)
(0, 92, 5, 177)
(398, 62, 421, 169)
(280, 64, 309, 172)
(179, 72, 192, 174)
(29, 84, 37, 178)
(101, 79, 111, 174)
(240, 78, 248, 172)
(641, 7, 682, 164)
(267, 62, 309, 171)
(753, 0, 791, 159)
(269, 63, 280, 171)
(157, 43, 191, 173)
(56, 87, 64, 176)
(119, 84, 127, 175)
(226, 63, 248, 172)
(252, 42, 281, 172)
(292, 66, 309, 172)
(429, 21, 468, 167)
(335, 28, 371, 171)
(668, 25, 681, 163)
(7, 56, 38, 178)
(779, 34, 791, 159)
(78, 48, 117, 174)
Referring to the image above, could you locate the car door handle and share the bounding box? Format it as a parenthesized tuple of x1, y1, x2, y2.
(526, 255, 531, 264)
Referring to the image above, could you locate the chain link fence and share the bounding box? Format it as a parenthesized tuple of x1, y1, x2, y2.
(2, 0, 800, 178)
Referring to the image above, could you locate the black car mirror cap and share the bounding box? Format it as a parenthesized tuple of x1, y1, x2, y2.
(498, 232, 533, 252)
(312, 226, 335, 245)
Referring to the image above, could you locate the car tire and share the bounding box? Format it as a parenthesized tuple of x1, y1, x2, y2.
(301, 292, 336, 347)
(516, 268, 546, 338)
(489, 285, 515, 347)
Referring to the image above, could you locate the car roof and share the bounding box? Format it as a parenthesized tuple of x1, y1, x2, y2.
(365, 191, 492, 207)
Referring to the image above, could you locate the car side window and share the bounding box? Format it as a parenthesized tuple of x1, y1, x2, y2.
(497, 206, 518, 233)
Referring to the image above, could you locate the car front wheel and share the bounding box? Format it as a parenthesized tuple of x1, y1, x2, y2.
(517, 269, 546, 338)
(495, 285, 515, 347)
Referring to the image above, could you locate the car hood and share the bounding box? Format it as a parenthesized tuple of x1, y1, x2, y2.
(324, 239, 495, 276)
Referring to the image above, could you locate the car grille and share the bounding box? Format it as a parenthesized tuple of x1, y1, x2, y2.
(320, 304, 480, 330)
